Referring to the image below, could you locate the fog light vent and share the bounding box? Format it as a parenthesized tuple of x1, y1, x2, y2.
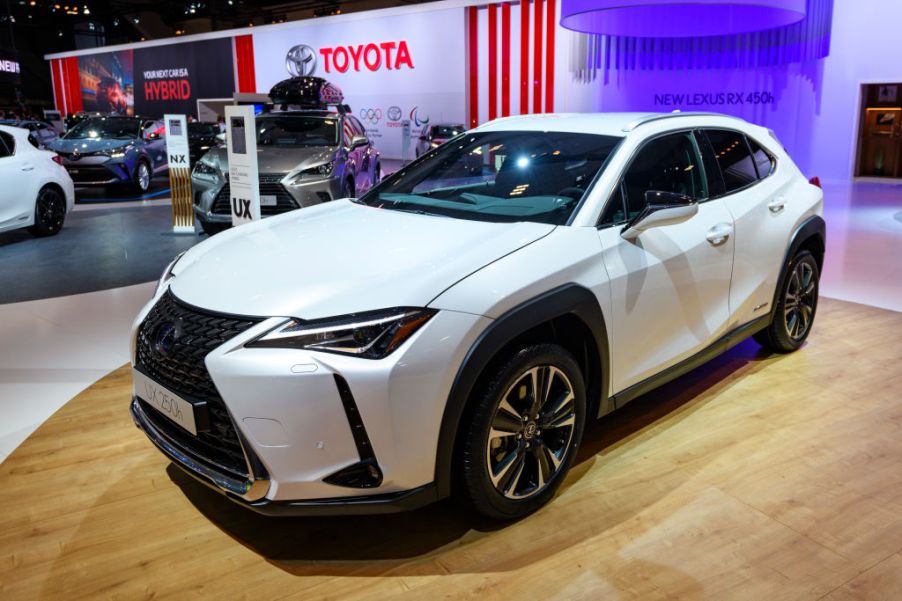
(324, 459, 383, 488)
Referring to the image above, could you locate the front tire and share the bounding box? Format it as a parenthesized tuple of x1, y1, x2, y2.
(341, 177, 356, 199)
(755, 249, 819, 353)
(28, 186, 66, 237)
(457, 344, 586, 520)
(199, 219, 228, 236)
(133, 160, 151, 193)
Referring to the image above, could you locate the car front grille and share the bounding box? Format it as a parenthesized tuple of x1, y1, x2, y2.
(135, 290, 261, 478)
(210, 173, 298, 216)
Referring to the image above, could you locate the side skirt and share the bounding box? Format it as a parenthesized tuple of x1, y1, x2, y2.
(604, 315, 770, 415)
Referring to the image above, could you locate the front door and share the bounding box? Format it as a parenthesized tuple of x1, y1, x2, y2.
(0, 131, 35, 231)
(597, 131, 736, 392)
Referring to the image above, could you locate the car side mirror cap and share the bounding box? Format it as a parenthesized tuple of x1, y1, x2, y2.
(621, 191, 698, 240)
(349, 134, 368, 149)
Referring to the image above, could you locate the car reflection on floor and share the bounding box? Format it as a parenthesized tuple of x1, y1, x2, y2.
(74, 176, 171, 204)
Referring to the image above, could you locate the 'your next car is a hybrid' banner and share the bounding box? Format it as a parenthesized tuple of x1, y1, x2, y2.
(76, 38, 235, 117)
(251, 8, 467, 158)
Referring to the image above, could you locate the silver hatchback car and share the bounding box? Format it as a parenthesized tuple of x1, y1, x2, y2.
(191, 109, 380, 235)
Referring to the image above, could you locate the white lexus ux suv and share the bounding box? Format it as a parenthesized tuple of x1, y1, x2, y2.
(131, 112, 824, 519)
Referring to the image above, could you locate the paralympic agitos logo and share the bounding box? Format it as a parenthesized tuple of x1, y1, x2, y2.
(286, 40, 414, 76)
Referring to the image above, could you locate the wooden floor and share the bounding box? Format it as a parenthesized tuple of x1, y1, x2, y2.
(2, 297, 902, 600)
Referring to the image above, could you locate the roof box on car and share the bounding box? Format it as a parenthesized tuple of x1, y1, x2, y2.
(269, 76, 344, 109)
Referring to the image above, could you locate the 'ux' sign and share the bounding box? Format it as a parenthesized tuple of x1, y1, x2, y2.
(232, 197, 252, 219)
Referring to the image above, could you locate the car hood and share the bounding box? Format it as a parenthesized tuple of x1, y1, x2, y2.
(211, 145, 337, 175)
(49, 137, 134, 154)
(169, 200, 555, 319)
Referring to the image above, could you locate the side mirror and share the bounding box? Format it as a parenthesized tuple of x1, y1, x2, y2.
(419, 134, 428, 141)
(350, 134, 368, 149)
(621, 191, 698, 240)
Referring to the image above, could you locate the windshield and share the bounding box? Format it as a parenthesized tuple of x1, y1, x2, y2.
(431, 125, 464, 139)
(64, 117, 140, 140)
(256, 115, 338, 147)
(357, 131, 621, 224)
(189, 123, 218, 136)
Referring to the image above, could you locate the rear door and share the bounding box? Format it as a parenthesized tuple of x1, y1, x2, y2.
(700, 129, 791, 327)
(597, 130, 736, 391)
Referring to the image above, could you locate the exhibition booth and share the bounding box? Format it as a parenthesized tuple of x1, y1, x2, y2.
(1, 0, 902, 599)
(40, 0, 890, 180)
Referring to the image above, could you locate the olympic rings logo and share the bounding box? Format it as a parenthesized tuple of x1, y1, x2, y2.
(359, 108, 382, 125)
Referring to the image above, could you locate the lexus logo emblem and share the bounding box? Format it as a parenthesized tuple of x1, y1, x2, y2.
(70, 149, 81, 161)
(286, 44, 317, 77)
(153, 322, 181, 357)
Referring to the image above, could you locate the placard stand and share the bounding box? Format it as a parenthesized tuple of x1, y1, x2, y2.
(163, 114, 194, 234)
(224, 105, 261, 226)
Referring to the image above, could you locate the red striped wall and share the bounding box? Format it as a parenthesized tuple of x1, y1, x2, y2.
(468, 0, 557, 126)
(234, 34, 257, 93)
(468, 6, 479, 128)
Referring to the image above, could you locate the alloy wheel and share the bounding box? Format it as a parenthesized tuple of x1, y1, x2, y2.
(784, 261, 816, 340)
(37, 189, 65, 233)
(485, 365, 576, 500)
(138, 163, 150, 191)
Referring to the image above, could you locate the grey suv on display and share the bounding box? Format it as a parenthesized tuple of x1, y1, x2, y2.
(191, 83, 380, 235)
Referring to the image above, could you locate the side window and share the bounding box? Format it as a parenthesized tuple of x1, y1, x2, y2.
(349, 116, 367, 138)
(747, 136, 776, 178)
(622, 132, 706, 220)
(694, 130, 726, 198)
(0, 132, 14, 157)
(341, 118, 355, 146)
(704, 129, 758, 192)
(598, 184, 627, 227)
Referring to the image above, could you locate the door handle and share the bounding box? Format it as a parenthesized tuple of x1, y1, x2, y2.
(706, 223, 733, 246)
(768, 197, 786, 213)
(21, 164, 34, 171)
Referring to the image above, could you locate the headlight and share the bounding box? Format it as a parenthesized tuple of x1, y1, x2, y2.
(247, 308, 436, 358)
(430, 142, 440, 148)
(154, 251, 185, 297)
(100, 147, 129, 158)
(193, 159, 218, 176)
(301, 162, 334, 177)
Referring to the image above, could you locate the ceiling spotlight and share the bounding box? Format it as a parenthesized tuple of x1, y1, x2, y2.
(113, 17, 119, 25)
(133, 16, 139, 23)
(83, 5, 90, 14)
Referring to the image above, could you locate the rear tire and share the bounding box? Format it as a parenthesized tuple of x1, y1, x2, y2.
(754, 249, 819, 353)
(28, 186, 66, 237)
(456, 344, 586, 520)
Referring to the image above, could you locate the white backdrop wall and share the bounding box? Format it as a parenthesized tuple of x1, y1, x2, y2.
(252, 8, 468, 159)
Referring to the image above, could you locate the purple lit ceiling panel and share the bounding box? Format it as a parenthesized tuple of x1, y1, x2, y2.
(569, 0, 833, 76)
(561, 0, 807, 37)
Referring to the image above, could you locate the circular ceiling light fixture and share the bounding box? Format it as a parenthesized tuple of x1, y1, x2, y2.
(560, 0, 807, 38)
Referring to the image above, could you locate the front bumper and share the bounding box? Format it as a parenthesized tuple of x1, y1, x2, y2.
(130, 288, 490, 514)
(60, 155, 132, 185)
(131, 396, 439, 515)
(192, 172, 341, 225)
